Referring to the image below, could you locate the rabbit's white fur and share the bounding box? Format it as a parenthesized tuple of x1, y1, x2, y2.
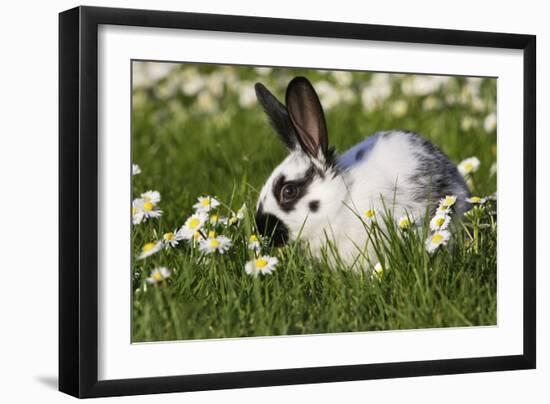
(258, 130, 467, 268)
(254, 77, 469, 269)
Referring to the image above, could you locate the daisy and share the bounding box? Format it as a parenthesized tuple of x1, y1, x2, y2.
(363, 209, 377, 224)
(178, 212, 208, 240)
(373, 262, 385, 278)
(193, 196, 220, 213)
(132, 164, 141, 175)
(132, 200, 145, 225)
(138, 241, 163, 260)
(430, 213, 451, 231)
(397, 216, 411, 230)
(146, 267, 171, 284)
(163, 230, 183, 248)
(483, 112, 497, 132)
(458, 157, 480, 177)
(227, 215, 239, 226)
(425, 230, 451, 254)
(466, 196, 487, 204)
(198, 233, 232, 254)
(132, 198, 163, 224)
(439, 195, 457, 209)
(248, 234, 263, 252)
(141, 190, 161, 205)
(209, 213, 228, 226)
(245, 255, 279, 276)
(236, 204, 247, 220)
(187, 230, 203, 245)
(228, 204, 247, 226)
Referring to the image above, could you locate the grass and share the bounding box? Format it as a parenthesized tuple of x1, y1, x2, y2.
(131, 62, 497, 342)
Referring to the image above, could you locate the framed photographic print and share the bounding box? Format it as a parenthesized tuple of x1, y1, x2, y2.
(59, 6, 536, 398)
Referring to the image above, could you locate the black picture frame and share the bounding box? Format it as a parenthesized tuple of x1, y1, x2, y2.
(59, 5, 536, 398)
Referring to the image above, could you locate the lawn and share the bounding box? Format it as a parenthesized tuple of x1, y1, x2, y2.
(131, 62, 497, 342)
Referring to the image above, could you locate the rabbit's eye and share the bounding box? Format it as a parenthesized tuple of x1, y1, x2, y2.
(281, 183, 299, 202)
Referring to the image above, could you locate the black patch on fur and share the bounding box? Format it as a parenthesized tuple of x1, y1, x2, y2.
(355, 148, 366, 161)
(308, 200, 320, 212)
(255, 209, 289, 246)
(272, 165, 316, 212)
(396, 130, 470, 214)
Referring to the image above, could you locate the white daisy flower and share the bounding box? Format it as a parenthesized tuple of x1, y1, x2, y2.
(425, 230, 451, 254)
(248, 234, 263, 251)
(490, 162, 497, 177)
(146, 267, 171, 284)
(228, 203, 247, 226)
(132, 164, 141, 175)
(422, 96, 440, 111)
(458, 157, 480, 177)
(132, 199, 145, 225)
(483, 112, 497, 132)
(390, 100, 408, 118)
(209, 213, 228, 226)
(193, 196, 220, 213)
(363, 209, 377, 224)
(227, 215, 239, 226)
(138, 241, 163, 260)
(331, 70, 353, 86)
(436, 204, 453, 215)
(466, 196, 487, 204)
(163, 230, 183, 248)
(373, 262, 385, 278)
(141, 190, 161, 205)
(178, 212, 208, 240)
(198, 232, 232, 254)
(238, 82, 257, 108)
(254, 67, 273, 76)
(439, 195, 457, 209)
(397, 216, 411, 230)
(236, 204, 247, 220)
(132, 198, 163, 224)
(245, 255, 279, 276)
(430, 213, 451, 231)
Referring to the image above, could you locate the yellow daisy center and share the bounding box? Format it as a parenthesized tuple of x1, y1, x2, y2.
(469, 196, 481, 203)
(211, 214, 219, 222)
(249, 234, 258, 242)
(143, 201, 154, 211)
(208, 230, 216, 238)
(442, 196, 456, 207)
(463, 162, 473, 173)
(432, 233, 444, 244)
(152, 271, 163, 281)
(255, 258, 268, 268)
(399, 218, 410, 229)
(365, 209, 375, 218)
(209, 238, 220, 248)
(200, 199, 210, 206)
(188, 217, 200, 229)
(435, 217, 445, 227)
(143, 242, 156, 252)
(163, 232, 174, 241)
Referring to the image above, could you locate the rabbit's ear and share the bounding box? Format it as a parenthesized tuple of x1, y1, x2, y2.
(255, 82, 297, 150)
(285, 77, 329, 160)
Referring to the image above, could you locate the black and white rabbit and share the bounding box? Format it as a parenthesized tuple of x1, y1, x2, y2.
(254, 76, 469, 268)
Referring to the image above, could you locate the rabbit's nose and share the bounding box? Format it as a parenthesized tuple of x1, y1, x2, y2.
(255, 210, 289, 247)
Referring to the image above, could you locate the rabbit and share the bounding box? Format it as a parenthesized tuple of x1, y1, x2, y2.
(254, 76, 469, 269)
